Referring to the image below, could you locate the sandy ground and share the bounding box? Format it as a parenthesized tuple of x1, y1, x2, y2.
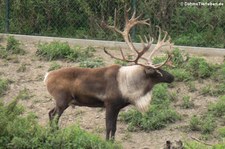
(0, 39, 224, 149)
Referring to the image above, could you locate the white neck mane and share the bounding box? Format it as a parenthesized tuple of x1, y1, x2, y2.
(117, 65, 152, 112)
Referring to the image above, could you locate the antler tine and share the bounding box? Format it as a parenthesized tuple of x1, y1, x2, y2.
(104, 48, 133, 63)
(147, 26, 173, 68)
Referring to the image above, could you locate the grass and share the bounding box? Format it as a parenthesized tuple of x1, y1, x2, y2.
(189, 115, 216, 134)
(181, 95, 194, 109)
(0, 78, 10, 97)
(187, 81, 197, 92)
(79, 58, 105, 68)
(48, 62, 62, 71)
(36, 41, 95, 62)
(16, 88, 32, 100)
(208, 96, 225, 117)
(0, 36, 25, 59)
(186, 57, 213, 79)
(170, 68, 192, 82)
(0, 99, 120, 149)
(6, 36, 25, 55)
(17, 63, 27, 72)
(120, 84, 180, 132)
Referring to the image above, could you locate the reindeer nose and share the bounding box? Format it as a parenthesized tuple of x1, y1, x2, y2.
(167, 75, 174, 83)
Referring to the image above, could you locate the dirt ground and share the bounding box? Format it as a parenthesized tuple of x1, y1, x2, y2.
(0, 38, 224, 149)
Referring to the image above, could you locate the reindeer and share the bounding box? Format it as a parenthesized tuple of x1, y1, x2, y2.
(44, 7, 174, 140)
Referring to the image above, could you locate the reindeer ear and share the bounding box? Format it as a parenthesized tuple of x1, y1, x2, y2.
(144, 68, 156, 75)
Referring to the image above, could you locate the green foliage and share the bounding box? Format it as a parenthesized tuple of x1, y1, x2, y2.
(48, 62, 62, 71)
(6, 36, 25, 55)
(1, 1, 224, 47)
(0, 99, 120, 149)
(208, 96, 225, 117)
(212, 63, 225, 82)
(171, 48, 189, 68)
(190, 116, 201, 131)
(201, 84, 225, 97)
(0, 78, 9, 97)
(36, 41, 75, 61)
(120, 84, 180, 132)
(189, 115, 216, 134)
(36, 41, 95, 62)
(170, 68, 192, 82)
(17, 63, 27, 72)
(184, 141, 210, 149)
(114, 59, 128, 66)
(187, 81, 197, 92)
(0, 36, 25, 59)
(218, 127, 225, 138)
(181, 96, 194, 109)
(151, 84, 172, 104)
(187, 57, 212, 79)
(16, 88, 31, 100)
(79, 58, 105, 68)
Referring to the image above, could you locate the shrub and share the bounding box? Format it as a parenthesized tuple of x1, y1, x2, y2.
(189, 116, 202, 131)
(181, 96, 194, 109)
(0, 99, 120, 149)
(120, 84, 180, 132)
(186, 81, 197, 92)
(36, 41, 74, 61)
(187, 57, 212, 79)
(48, 62, 62, 71)
(6, 36, 25, 55)
(66, 46, 95, 62)
(170, 68, 192, 82)
(212, 63, 225, 82)
(151, 84, 172, 104)
(208, 96, 225, 117)
(0, 78, 10, 97)
(218, 127, 225, 138)
(79, 58, 105, 68)
(171, 48, 189, 68)
(36, 41, 95, 62)
(17, 63, 27, 72)
(0, 36, 25, 59)
(189, 115, 216, 134)
(16, 88, 32, 100)
(114, 59, 128, 66)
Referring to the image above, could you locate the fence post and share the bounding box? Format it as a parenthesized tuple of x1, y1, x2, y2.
(5, 0, 10, 33)
(131, 0, 136, 40)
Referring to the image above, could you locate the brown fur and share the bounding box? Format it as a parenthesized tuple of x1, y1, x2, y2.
(45, 64, 174, 140)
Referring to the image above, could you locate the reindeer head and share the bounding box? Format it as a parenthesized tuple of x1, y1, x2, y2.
(102, 6, 174, 85)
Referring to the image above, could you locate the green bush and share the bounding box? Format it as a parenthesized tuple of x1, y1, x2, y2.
(79, 58, 105, 68)
(189, 115, 216, 134)
(212, 63, 225, 82)
(0, 99, 120, 149)
(187, 57, 212, 79)
(0, 78, 9, 97)
(6, 36, 25, 55)
(218, 127, 225, 138)
(171, 48, 189, 68)
(48, 62, 62, 71)
(16, 88, 31, 100)
(36, 41, 74, 61)
(170, 68, 192, 82)
(0, 36, 25, 59)
(36, 41, 95, 62)
(120, 84, 180, 132)
(208, 96, 225, 117)
(181, 96, 194, 109)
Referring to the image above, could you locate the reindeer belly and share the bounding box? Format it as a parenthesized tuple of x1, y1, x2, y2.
(69, 95, 105, 107)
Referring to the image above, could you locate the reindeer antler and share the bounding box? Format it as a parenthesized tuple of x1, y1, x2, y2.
(102, 6, 173, 68)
